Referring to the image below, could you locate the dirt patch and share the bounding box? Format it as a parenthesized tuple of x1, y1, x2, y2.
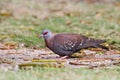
(0, 43, 120, 71)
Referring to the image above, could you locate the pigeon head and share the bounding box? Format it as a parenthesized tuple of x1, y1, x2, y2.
(40, 29, 53, 39)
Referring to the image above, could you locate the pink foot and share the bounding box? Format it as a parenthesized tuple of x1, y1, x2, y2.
(59, 56, 68, 60)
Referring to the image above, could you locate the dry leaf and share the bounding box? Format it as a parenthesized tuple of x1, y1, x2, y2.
(65, 20, 72, 25)
(4, 42, 18, 49)
(94, 10, 104, 19)
(19, 26, 34, 30)
(80, 20, 92, 25)
(32, 59, 66, 62)
(89, 48, 103, 51)
(64, 11, 80, 17)
(0, 9, 12, 17)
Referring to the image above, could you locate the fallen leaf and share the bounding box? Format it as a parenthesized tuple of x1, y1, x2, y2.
(80, 20, 92, 25)
(19, 26, 34, 30)
(89, 48, 103, 51)
(4, 42, 18, 49)
(65, 20, 72, 25)
(64, 11, 80, 17)
(71, 52, 85, 58)
(0, 9, 12, 17)
(94, 10, 104, 19)
(32, 59, 66, 62)
(19, 62, 65, 69)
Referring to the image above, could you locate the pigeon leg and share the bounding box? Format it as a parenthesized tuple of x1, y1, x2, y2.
(59, 56, 68, 60)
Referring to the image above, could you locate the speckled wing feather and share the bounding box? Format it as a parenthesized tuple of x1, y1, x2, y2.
(53, 34, 82, 52)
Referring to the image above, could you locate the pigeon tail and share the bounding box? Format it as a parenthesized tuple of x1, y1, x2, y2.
(93, 44, 109, 50)
(78, 37, 106, 49)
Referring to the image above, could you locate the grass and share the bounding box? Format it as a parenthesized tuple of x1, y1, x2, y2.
(0, 1, 120, 48)
(0, 66, 120, 80)
(0, 0, 120, 80)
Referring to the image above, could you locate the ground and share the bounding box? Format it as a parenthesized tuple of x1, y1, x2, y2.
(0, 0, 120, 80)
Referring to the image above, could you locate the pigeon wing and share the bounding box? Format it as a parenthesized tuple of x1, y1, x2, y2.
(53, 34, 82, 52)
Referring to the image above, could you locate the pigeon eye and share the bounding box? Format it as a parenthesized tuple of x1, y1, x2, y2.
(43, 32, 48, 35)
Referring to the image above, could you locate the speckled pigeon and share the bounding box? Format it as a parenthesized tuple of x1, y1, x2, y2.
(40, 29, 107, 57)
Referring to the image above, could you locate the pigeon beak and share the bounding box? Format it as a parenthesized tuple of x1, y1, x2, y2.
(39, 34, 43, 38)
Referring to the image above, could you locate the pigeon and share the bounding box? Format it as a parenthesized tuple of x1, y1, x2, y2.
(39, 29, 107, 57)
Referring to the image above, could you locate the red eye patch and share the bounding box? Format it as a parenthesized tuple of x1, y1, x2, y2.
(43, 32, 48, 35)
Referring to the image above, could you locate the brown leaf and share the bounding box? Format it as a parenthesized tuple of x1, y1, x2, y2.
(80, 20, 92, 25)
(69, 61, 81, 65)
(89, 48, 103, 51)
(4, 42, 18, 49)
(65, 20, 72, 25)
(0, 9, 12, 17)
(64, 11, 80, 17)
(94, 10, 104, 19)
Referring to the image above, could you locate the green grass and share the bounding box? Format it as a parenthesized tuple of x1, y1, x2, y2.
(1, 15, 120, 48)
(0, 67, 120, 80)
(0, 2, 120, 48)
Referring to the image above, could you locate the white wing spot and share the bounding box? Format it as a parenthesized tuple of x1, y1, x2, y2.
(87, 38, 90, 41)
(71, 43, 75, 47)
(79, 40, 83, 46)
(65, 40, 73, 45)
(64, 45, 68, 49)
(64, 40, 78, 49)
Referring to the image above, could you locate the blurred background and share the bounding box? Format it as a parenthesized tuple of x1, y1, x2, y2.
(0, 0, 120, 49)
